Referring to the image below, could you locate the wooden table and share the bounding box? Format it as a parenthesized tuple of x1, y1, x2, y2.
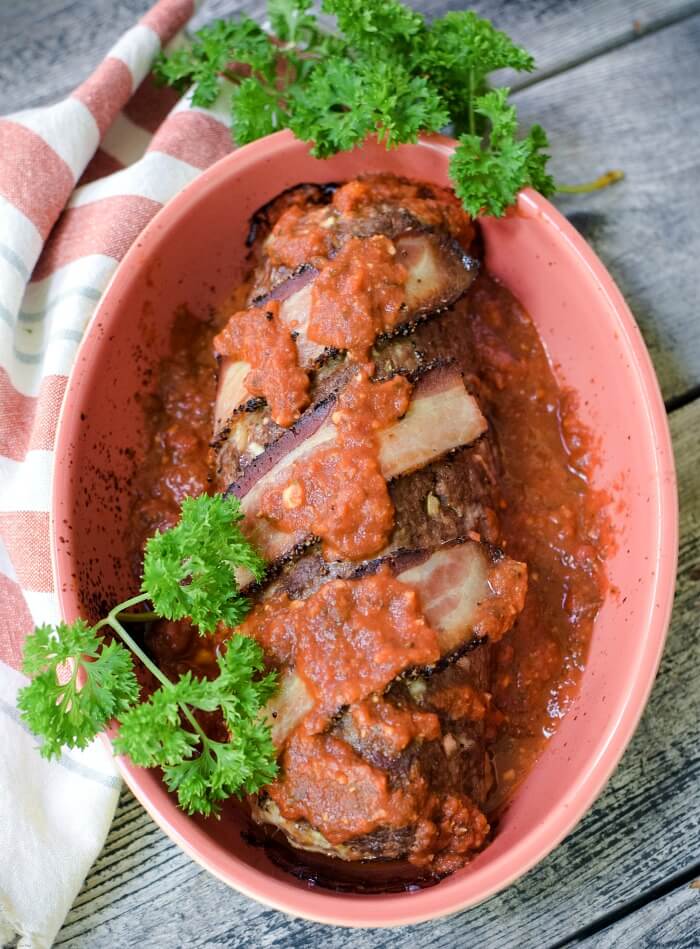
(3, 1, 699, 945)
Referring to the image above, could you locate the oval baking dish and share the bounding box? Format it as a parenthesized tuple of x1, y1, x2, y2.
(51, 131, 677, 927)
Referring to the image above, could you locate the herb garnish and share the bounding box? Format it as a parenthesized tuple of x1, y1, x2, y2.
(18, 494, 277, 817)
(155, 0, 620, 217)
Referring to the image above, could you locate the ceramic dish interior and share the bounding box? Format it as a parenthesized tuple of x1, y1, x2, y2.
(51, 131, 677, 927)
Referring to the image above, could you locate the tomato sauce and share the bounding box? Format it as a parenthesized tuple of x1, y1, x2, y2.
(129, 311, 218, 557)
(331, 175, 475, 250)
(259, 371, 411, 560)
(266, 203, 335, 270)
(268, 731, 426, 845)
(267, 733, 489, 875)
(459, 276, 608, 808)
(214, 300, 310, 428)
(349, 695, 441, 755)
(129, 175, 608, 881)
(264, 174, 475, 273)
(308, 235, 407, 362)
(238, 567, 440, 736)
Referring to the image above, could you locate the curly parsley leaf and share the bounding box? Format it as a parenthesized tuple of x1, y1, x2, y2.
(155, 1, 621, 217)
(161, 721, 277, 817)
(19, 494, 276, 812)
(142, 494, 266, 633)
(231, 78, 291, 145)
(267, 0, 318, 45)
(417, 10, 535, 79)
(321, 0, 425, 56)
(18, 621, 139, 759)
(112, 672, 211, 767)
(114, 636, 277, 817)
(216, 634, 278, 730)
(289, 57, 448, 157)
(415, 11, 535, 136)
(154, 17, 277, 106)
(449, 89, 555, 217)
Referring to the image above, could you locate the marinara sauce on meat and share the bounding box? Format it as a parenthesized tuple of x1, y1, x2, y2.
(129, 175, 608, 886)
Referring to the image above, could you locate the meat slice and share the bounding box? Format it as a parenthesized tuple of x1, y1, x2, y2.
(227, 364, 487, 576)
(212, 230, 478, 456)
(249, 175, 475, 300)
(212, 289, 486, 492)
(260, 540, 527, 748)
(253, 649, 495, 866)
(250, 538, 525, 870)
(209, 178, 523, 878)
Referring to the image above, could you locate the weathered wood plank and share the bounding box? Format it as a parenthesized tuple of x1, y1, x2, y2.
(3, 2, 699, 406)
(54, 396, 700, 948)
(418, 0, 700, 87)
(3, 0, 699, 111)
(0, 0, 153, 113)
(513, 13, 700, 405)
(3, 1, 699, 944)
(577, 877, 700, 948)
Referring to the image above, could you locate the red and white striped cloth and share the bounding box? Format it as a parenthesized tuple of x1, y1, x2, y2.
(0, 2, 239, 944)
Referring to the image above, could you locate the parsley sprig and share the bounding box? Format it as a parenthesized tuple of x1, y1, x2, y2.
(18, 495, 276, 817)
(154, 0, 621, 217)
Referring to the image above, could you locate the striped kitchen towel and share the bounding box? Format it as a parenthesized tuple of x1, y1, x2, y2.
(0, 1, 237, 945)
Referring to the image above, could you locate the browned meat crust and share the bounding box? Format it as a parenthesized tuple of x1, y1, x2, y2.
(219, 181, 525, 873)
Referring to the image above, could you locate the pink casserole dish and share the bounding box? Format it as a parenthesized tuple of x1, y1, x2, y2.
(51, 131, 678, 927)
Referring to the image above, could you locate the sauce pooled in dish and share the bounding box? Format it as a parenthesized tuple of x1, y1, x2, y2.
(129, 174, 608, 888)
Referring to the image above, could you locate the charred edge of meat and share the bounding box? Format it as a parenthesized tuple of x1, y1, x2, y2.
(470, 217, 486, 262)
(250, 263, 318, 306)
(362, 536, 508, 580)
(223, 358, 461, 500)
(251, 227, 478, 312)
(231, 431, 498, 590)
(258, 539, 507, 677)
(212, 234, 479, 445)
(240, 823, 444, 893)
(409, 633, 485, 679)
(210, 350, 346, 452)
(245, 183, 336, 247)
(210, 348, 402, 460)
(434, 228, 483, 282)
(208, 351, 270, 449)
(210, 347, 343, 444)
(209, 399, 267, 451)
(224, 391, 336, 499)
(251, 533, 507, 618)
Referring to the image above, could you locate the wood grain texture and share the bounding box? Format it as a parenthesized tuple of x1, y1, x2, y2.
(0, 0, 153, 113)
(2, 0, 698, 945)
(513, 12, 700, 405)
(578, 878, 700, 948)
(3, 0, 699, 109)
(3, 0, 700, 405)
(418, 0, 700, 87)
(54, 397, 700, 948)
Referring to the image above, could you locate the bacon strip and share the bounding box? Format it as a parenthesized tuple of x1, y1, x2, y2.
(227, 365, 487, 568)
(213, 232, 477, 438)
(262, 540, 527, 748)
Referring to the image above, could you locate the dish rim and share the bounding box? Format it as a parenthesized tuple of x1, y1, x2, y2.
(50, 130, 678, 928)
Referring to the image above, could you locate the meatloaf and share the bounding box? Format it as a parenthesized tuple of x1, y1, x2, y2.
(206, 175, 528, 877)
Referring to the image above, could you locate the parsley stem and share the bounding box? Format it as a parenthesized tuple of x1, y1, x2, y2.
(100, 601, 172, 691)
(107, 609, 211, 752)
(222, 69, 242, 85)
(116, 610, 159, 622)
(179, 702, 211, 748)
(61, 658, 81, 711)
(468, 69, 476, 136)
(555, 169, 624, 194)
